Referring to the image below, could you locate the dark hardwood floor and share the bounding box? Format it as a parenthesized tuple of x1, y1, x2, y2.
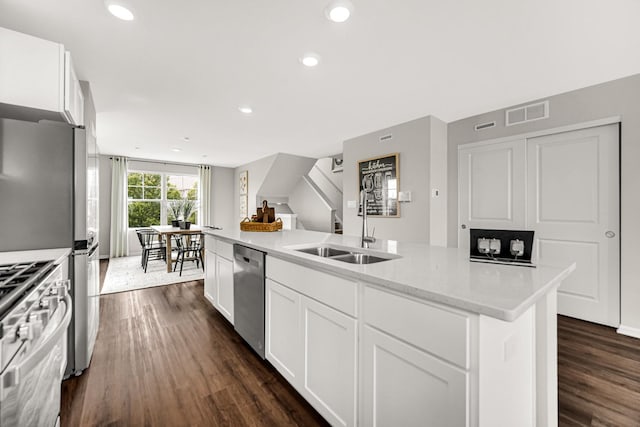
(63, 260, 640, 426)
(558, 315, 640, 426)
(61, 260, 328, 426)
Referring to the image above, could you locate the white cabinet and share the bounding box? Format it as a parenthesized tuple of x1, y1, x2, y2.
(0, 26, 83, 126)
(362, 286, 471, 426)
(301, 296, 357, 427)
(362, 326, 468, 427)
(204, 249, 216, 305)
(215, 255, 234, 324)
(203, 236, 234, 325)
(63, 51, 84, 126)
(266, 279, 301, 384)
(265, 257, 358, 427)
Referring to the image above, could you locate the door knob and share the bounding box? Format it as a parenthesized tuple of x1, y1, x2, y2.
(461, 224, 467, 230)
(605, 231, 616, 238)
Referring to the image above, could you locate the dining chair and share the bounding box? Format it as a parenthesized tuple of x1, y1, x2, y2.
(136, 228, 166, 273)
(172, 233, 204, 276)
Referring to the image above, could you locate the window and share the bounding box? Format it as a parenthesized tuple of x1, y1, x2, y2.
(127, 171, 199, 228)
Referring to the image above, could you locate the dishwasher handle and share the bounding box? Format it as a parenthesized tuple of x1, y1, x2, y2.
(233, 245, 265, 270)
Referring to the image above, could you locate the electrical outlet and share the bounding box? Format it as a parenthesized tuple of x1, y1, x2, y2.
(478, 238, 490, 254)
(489, 238, 501, 255)
(510, 239, 525, 256)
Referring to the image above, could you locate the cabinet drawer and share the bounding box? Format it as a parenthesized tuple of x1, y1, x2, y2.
(267, 256, 357, 317)
(364, 286, 472, 369)
(204, 235, 216, 252)
(216, 239, 234, 261)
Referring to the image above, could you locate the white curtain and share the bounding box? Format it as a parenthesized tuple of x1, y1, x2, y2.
(198, 164, 212, 225)
(110, 156, 129, 258)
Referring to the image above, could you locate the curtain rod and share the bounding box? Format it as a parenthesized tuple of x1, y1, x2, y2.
(108, 156, 211, 168)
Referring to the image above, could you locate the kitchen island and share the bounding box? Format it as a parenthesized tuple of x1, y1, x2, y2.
(203, 229, 574, 427)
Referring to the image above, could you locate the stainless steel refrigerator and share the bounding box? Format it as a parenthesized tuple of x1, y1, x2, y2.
(0, 81, 100, 377)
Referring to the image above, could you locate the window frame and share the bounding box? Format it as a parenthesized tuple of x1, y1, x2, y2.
(127, 169, 199, 229)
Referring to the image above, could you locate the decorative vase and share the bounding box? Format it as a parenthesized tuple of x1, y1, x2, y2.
(171, 220, 180, 227)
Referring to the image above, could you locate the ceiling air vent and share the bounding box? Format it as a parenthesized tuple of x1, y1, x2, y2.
(379, 134, 393, 142)
(506, 101, 549, 126)
(474, 121, 496, 131)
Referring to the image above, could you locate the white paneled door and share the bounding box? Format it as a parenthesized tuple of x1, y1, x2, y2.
(528, 125, 619, 326)
(459, 124, 620, 326)
(458, 139, 526, 250)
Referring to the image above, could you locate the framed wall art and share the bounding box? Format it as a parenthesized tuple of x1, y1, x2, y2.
(239, 170, 248, 219)
(357, 153, 399, 217)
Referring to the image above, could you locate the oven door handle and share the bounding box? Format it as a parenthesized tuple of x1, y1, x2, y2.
(0, 294, 72, 396)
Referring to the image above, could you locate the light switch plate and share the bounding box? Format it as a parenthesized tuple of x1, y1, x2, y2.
(398, 191, 412, 202)
(347, 200, 357, 209)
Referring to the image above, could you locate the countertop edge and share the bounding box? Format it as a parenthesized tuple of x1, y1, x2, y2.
(0, 247, 72, 265)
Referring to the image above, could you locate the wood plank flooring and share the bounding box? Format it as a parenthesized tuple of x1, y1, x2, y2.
(63, 260, 640, 426)
(61, 260, 328, 427)
(558, 315, 640, 426)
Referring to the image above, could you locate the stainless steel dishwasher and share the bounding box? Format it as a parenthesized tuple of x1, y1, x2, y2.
(233, 244, 266, 358)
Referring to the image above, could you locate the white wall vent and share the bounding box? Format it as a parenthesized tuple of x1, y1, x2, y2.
(506, 101, 549, 126)
(379, 134, 393, 142)
(474, 121, 496, 131)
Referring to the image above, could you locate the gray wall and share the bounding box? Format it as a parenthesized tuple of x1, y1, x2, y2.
(234, 154, 277, 221)
(234, 153, 319, 221)
(0, 119, 74, 251)
(447, 73, 640, 332)
(211, 166, 234, 230)
(289, 178, 334, 233)
(342, 116, 433, 243)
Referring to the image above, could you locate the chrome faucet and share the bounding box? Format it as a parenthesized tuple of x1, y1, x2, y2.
(361, 176, 376, 249)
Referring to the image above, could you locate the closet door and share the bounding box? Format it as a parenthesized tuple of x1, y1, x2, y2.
(458, 139, 526, 250)
(527, 124, 620, 326)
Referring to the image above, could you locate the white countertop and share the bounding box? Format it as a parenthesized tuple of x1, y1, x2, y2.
(205, 229, 575, 321)
(0, 248, 71, 265)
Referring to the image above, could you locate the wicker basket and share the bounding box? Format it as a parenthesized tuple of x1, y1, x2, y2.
(240, 217, 283, 232)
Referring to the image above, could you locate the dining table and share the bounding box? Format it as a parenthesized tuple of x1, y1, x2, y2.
(150, 225, 204, 273)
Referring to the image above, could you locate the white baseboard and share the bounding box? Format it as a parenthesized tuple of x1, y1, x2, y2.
(99, 255, 110, 260)
(617, 324, 640, 340)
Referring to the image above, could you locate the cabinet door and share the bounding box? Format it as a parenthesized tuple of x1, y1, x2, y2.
(265, 279, 301, 386)
(362, 326, 468, 427)
(458, 139, 526, 249)
(215, 256, 234, 324)
(0, 27, 64, 112)
(301, 296, 357, 427)
(204, 249, 216, 305)
(64, 51, 84, 126)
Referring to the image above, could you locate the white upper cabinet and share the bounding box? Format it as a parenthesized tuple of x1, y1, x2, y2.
(63, 51, 84, 126)
(0, 26, 84, 126)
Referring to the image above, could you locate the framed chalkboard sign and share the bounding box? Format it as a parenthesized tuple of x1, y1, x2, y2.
(357, 153, 399, 217)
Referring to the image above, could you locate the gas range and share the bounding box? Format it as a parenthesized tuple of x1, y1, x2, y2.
(0, 261, 55, 319)
(0, 256, 72, 426)
(0, 260, 68, 372)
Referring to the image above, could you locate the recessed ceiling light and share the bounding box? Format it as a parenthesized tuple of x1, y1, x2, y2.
(171, 148, 182, 152)
(105, 1, 135, 21)
(325, 0, 353, 23)
(182, 137, 190, 142)
(239, 106, 253, 114)
(300, 53, 321, 67)
(134, 146, 140, 150)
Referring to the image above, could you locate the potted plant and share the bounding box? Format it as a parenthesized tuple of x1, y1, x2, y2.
(169, 200, 183, 227)
(180, 198, 197, 229)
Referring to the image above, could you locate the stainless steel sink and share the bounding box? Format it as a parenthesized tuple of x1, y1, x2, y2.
(293, 245, 398, 264)
(296, 247, 350, 258)
(330, 253, 390, 264)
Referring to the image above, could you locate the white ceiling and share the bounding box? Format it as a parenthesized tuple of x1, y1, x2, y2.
(1, 0, 639, 167)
